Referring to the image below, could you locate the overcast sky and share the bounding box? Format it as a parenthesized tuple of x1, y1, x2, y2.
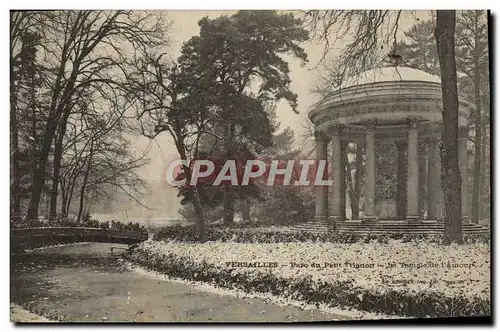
(135, 10, 431, 182)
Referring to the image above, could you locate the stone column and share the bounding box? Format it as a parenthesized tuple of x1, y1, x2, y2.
(406, 119, 419, 220)
(314, 131, 328, 221)
(363, 122, 376, 220)
(330, 125, 342, 221)
(459, 129, 469, 222)
(395, 140, 407, 219)
(427, 136, 443, 220)
(418, 142, 428, 219)
(340, 141, 347, 221)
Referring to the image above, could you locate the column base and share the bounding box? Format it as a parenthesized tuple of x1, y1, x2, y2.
(435, 218, 472, 225)
(406, 216, 421, 224)
(424, 217, 439, 224)
(314, 215, 327, 223)
(362, 215, 378, 224)
(327, 216, 341, 233)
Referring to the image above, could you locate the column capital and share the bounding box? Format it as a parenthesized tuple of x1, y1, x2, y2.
(407, 117, 419, 129)
(364, 120, 377, 132)
(314, 130, 328, 142)
(329, 124, 343, 136)
(395, 140, 408, 151)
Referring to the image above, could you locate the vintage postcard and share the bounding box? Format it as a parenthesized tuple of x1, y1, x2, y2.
(9, 9, 491, 323)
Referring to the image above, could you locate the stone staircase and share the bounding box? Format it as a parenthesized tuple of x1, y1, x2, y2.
(292, 220, 334, 233)
(292, 220, 490, 235)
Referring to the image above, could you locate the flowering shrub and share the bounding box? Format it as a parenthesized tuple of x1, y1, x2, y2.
(152, 224, 489, 244)
(125, 240, 490, 318)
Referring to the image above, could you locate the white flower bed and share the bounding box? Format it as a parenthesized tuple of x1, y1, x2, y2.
(140, 240, 490, 300)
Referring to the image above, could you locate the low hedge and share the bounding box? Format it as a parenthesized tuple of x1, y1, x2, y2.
(124, 246, 490, 318)
(152, 224, 490, 245)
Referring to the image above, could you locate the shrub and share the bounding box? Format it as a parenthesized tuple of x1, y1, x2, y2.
(152, 224, 490, 245)
(251, 187, 314, 226)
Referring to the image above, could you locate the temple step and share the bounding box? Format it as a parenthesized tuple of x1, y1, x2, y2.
(291, 220, 490, 235)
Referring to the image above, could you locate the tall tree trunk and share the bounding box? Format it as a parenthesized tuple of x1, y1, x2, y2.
(191, 187, 206, 240)
(240, 198, 251, 222)
(60, 185, 67, 218)
(76, 193, 86, 223)
(10, 65, 21, 222)
(77, 141, 93, 223)
(65, 171, 78, 218)
(63, 151, 80, 218)
(65, 192, 73, 218)
(471, 11, 482, 224)
(177, 138, 205, 240)
(479, 121, 487, 218)
(50, 114, 69, 219)
(25, 47, 82, 222)
(223, 122, 235, 226)
(25, 117, 59, 222)
(435, 10, 463, 244)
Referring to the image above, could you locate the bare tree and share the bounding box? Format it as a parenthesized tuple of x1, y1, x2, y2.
(55, 89, 147, 220)
(129, 55, 213, 240)
(302, 10, 404, 78)
(23, 10, 167, 222)
(435, 10, 463, 244)
(455, 10, 489, 224)
(10, 11, 42, 221)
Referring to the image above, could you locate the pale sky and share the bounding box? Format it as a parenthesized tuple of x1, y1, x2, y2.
(135, 10, 431, 182)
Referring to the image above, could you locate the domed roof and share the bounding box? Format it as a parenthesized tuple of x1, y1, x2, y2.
(340, 66, 441, 90)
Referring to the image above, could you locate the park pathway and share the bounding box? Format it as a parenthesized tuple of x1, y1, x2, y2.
(11, 243, 350, 322)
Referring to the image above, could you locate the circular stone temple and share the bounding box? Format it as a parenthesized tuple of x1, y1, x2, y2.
(308, 66, 474, 227)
